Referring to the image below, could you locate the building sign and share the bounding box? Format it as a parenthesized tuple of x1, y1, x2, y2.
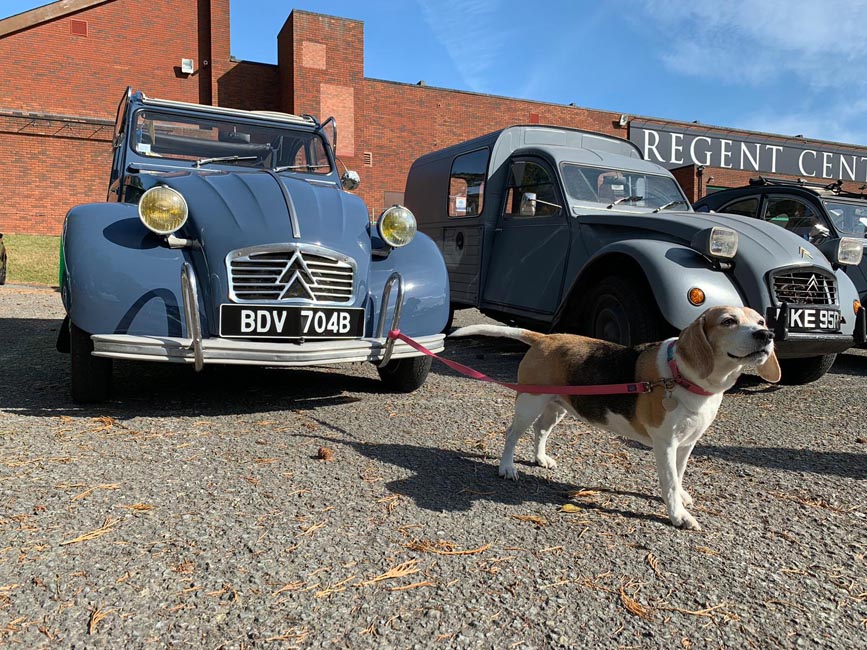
(629, 120, 867, 183)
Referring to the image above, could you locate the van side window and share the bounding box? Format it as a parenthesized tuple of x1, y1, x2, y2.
(448, 148, 488, 217)
(504, 160, 559, 217)
(720, 197, 759, 218)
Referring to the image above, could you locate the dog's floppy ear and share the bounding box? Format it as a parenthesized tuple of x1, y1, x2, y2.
(678, 314, 714, 378)
(756, 347, 781, 383)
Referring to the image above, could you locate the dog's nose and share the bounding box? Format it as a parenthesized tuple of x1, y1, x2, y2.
(753, 329, 774, 343)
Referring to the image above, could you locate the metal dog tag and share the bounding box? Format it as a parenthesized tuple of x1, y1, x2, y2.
(662, 396, 679, 411)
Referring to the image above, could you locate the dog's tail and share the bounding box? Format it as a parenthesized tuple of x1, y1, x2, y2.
(449, 324, 543, 346)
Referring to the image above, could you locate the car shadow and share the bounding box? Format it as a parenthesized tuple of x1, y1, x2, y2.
(0, 316, 389, 419)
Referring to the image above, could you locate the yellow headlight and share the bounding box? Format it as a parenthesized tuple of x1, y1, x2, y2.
(138, 186, 188, 235)
(378, 205, 416, 248)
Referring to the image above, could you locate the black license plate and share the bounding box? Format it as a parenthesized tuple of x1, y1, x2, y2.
(779, 306, 841, 332)
(219, 305, 365, 339)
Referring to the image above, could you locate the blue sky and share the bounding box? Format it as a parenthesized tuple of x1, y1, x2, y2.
(5, 0, 867, 146)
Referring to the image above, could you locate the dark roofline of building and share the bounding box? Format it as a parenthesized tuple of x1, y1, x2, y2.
(0, 0, 114, 38)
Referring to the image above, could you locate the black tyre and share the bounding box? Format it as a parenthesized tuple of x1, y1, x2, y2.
(442, 304, 456, 333)
(70, 322, 112, 403)
(778, 354, 836, 385)
(582, 276, 666, 345)
(377, 356, 432, 392)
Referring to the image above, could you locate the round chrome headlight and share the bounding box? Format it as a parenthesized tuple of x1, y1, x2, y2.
(139, 186, 189, 235)
(377, 205, 416, 248)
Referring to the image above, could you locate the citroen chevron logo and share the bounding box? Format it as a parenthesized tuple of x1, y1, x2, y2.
(799, 247, 813, 260)
(278, 250, 317, 300)
(806, 274, 820, 293)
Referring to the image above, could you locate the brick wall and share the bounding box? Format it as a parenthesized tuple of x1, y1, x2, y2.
(0, 0, 251, 235)
(0, 112, 112, 234)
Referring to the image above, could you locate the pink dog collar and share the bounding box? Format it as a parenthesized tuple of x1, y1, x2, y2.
(667, 342, 714, 396)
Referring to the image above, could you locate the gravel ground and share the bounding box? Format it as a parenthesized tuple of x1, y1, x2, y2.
(0, 284, 865, 649)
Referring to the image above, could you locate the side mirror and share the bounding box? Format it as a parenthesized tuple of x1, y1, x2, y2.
(520, 192, 537, 216)
(808, 223, 831, 245)
(341, 170, 360, 191)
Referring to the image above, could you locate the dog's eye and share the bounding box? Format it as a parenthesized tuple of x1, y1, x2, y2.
(757, 319, 766, 327)
(721, 317, 737, 327)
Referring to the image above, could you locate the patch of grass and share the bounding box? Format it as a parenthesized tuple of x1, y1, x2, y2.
(2, 234, 61, 286)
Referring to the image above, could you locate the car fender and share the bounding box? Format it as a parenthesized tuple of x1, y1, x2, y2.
(369, 232, 450, 336)
(834, 267, 859, 336)
(62, 203, 189, 337)
(568, 239, 744, 330)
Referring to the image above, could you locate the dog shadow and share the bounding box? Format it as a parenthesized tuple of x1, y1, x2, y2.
(299, 421, 671, 526)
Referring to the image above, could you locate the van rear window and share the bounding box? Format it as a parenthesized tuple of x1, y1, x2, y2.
(449, 148, 488, 217)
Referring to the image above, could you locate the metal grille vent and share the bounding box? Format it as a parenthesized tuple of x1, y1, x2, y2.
(228, 245, 355, 304)
(772, 270, 837, 305)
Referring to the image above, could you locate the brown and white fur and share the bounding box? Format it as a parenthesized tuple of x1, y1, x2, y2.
(450, 306, 780, 530)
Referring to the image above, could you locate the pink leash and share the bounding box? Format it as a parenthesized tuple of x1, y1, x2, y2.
(388, 329, 656, 396)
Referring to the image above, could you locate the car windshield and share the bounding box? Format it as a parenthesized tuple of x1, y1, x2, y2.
(131, 110, 332, 174)
(823, 199, 867, 238)
(560, 163, 687, 211)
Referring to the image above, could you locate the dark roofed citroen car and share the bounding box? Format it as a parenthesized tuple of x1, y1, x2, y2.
(695, 176, 867, 302)
(407, 126, 866, 385)
(56, 89, 449, 402)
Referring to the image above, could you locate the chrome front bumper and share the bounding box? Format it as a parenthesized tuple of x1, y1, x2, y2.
(90, 333, 445, 366)
(91, 264, 445, 367)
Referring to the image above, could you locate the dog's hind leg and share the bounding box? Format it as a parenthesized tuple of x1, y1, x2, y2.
(533, 402, 567, 469)
(499, 393, 551, 480)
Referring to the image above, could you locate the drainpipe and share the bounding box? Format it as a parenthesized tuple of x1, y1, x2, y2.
(696, 165, 704, 199)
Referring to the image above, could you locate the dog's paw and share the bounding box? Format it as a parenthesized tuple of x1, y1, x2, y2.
(534, 454, 557, 470)
(679, 489, 693, 507)
(498, 463, 519, 481)
(671, 511, 701, 531)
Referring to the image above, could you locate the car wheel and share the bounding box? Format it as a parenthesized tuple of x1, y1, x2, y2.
(583, 276, 666, 345)
(377, 356, 433, 392)
(777, 354, 836, 385)
(443, 304, 456, 333)
(70, 322, 113, 403)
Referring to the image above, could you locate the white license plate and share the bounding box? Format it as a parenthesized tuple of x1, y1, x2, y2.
(219, 305, 364, 339)
(784, 306, 841, 332)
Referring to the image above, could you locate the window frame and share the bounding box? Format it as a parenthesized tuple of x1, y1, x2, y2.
(447, 147, 490, 219)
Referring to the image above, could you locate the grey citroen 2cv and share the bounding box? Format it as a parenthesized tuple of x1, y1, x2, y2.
(406, 126, 866, 384)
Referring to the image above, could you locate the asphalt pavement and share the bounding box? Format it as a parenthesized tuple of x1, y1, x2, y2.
(0, 285, 865, 648)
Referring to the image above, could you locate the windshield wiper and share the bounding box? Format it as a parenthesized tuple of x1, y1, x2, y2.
(607, 195, 643, 208)
(653, 199, 688, 213)
(195, 155, 258, 168)
(273, 163, 332, 173)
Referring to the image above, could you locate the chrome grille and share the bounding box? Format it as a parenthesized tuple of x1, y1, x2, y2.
(772, 270, 837, 305)
(227, 245, 355, 304)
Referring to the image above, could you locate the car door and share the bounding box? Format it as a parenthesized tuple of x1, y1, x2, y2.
(481, 156, 570, 315)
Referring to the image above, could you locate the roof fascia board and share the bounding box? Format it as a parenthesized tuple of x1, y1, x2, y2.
(0, 0, 114, 38)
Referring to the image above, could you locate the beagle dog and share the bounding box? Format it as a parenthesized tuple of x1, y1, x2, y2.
(450, 306, 780, 530)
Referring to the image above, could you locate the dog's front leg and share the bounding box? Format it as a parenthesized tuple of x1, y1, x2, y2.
(676, 442, 697, 507)
(653, 441, 701, 531)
